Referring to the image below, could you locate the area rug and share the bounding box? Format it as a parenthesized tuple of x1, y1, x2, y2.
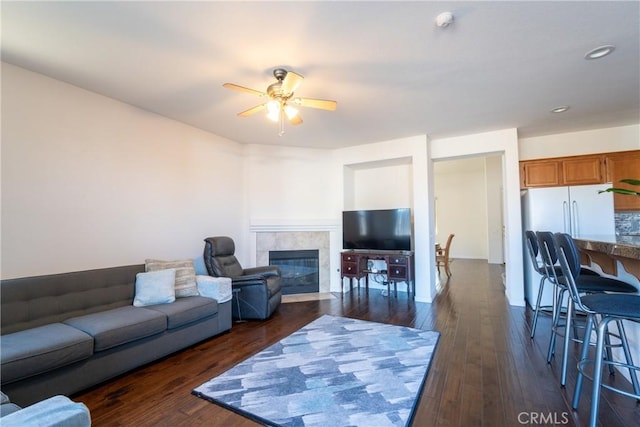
(192, 314, 440, 427)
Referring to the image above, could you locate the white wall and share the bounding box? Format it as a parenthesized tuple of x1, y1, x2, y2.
(485, 155, 504, 264)
(243, 144, 339, 222)
(1, 63, 245, 279)
(519, 124, 640, 160)
(351, 160, 412, 210)
(433, 157, 488, 259)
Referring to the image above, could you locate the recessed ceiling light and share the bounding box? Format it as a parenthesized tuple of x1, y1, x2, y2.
(584, 45, 615, 60)
(550, 106, 569, 113)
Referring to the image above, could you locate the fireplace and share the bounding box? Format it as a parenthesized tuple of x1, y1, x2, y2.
(254, 228, 332, 293)
(269, 249, 319, 295)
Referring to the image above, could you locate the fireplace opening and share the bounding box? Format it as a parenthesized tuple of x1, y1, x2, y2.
(269, 249, 319, 295)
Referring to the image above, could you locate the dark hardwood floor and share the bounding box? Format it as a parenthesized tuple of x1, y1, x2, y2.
(74, 259, 639, 426)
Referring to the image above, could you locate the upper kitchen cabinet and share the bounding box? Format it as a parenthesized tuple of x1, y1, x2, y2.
(605, 150, 640, 211)
(520, 159, 561, 188)
(562, 155, 606, 185)
(520, 154, 605, 188)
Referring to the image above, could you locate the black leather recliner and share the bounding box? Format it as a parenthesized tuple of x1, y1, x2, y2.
(203, 236, 282, 320)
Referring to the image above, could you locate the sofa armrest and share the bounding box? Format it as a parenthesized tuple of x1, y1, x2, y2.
(0, 391, 20, 417)
(196, 275, 232, 303)
(231, 273, 264, 282)
(243, 265, 281, 278)
(231, 277, 268, 288)
(1, 395, 90, 427)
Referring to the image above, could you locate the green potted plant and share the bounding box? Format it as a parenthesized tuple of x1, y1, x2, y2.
(599, 179, 640, 196)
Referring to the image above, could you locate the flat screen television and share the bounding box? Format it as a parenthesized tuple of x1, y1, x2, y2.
(342, 208, 412, 251)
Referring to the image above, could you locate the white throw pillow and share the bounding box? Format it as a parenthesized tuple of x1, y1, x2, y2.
(145, 259, 199, 298)
(133, 269, 177, 307)
(196, 275, 232, 303)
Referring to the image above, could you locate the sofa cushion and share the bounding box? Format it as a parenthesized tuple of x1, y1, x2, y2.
(0, 265, 143, 335)
(63, 306, 166, 352)
(133, 269, 176, 307)
(1, 323, 93, 384)
(145, 259, 199, 298)
(144, 296, 218, 329)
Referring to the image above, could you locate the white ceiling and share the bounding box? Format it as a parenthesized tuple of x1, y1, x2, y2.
(2, 1, 639, 149)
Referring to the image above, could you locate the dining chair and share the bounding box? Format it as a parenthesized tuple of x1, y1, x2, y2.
(436, 233, 455, 277)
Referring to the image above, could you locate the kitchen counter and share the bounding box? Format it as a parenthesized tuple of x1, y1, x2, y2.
(574, 235, 640, 281)
(574, 235, 640, 259)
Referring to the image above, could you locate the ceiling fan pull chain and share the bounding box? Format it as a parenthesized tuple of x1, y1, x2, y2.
(278, 106, 285, 136)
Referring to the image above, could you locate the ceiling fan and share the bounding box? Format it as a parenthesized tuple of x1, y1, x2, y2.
(223, 68, 337, 136)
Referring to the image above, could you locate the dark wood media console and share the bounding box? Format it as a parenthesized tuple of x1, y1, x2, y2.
(340, 250, 415, 298)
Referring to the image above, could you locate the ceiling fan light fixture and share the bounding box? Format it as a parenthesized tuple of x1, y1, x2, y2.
(223, 67, 337, 136)
(284, 104, 299, 120)
(266, 100, 281, 122)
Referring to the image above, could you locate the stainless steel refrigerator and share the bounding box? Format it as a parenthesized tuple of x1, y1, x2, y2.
(521, 183, 615, 308)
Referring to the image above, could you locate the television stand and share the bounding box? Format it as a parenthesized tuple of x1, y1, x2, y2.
(340, 250, 415, 298)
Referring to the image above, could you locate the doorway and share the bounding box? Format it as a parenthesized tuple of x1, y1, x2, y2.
(433, 155, 505, 265)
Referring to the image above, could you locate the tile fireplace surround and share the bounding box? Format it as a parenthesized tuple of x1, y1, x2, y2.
(255, 230, 331, 294)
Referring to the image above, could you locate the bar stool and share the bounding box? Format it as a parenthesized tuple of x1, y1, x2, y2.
(526, 230, 557, 338)
(537, 231, 637, 387)
(553, 232, 640, 427)
(526, 230, 600, 339)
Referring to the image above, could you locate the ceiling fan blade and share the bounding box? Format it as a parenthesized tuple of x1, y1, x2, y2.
(293, 97, 337, 111)
(223, 83, 266, 97)
(288, 114, 303, 126)
(238, 103, 266, 117)
(281, 71, 304, 94)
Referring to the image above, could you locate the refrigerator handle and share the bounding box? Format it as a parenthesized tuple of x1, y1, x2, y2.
(563, 201, 570, 234)
(572, 200, 578, 237)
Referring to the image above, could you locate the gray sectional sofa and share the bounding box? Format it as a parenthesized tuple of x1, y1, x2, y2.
(0, 264, 232, 407)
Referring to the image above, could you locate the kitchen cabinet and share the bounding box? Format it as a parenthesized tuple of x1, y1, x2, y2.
(520, 159, 562, 188)
(605, 150, 640, 211)
(561, 155, 605, 185)
(520, 154, 604, 188)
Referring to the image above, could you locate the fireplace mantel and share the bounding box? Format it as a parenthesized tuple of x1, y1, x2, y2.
(249, 219, 339, 233)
